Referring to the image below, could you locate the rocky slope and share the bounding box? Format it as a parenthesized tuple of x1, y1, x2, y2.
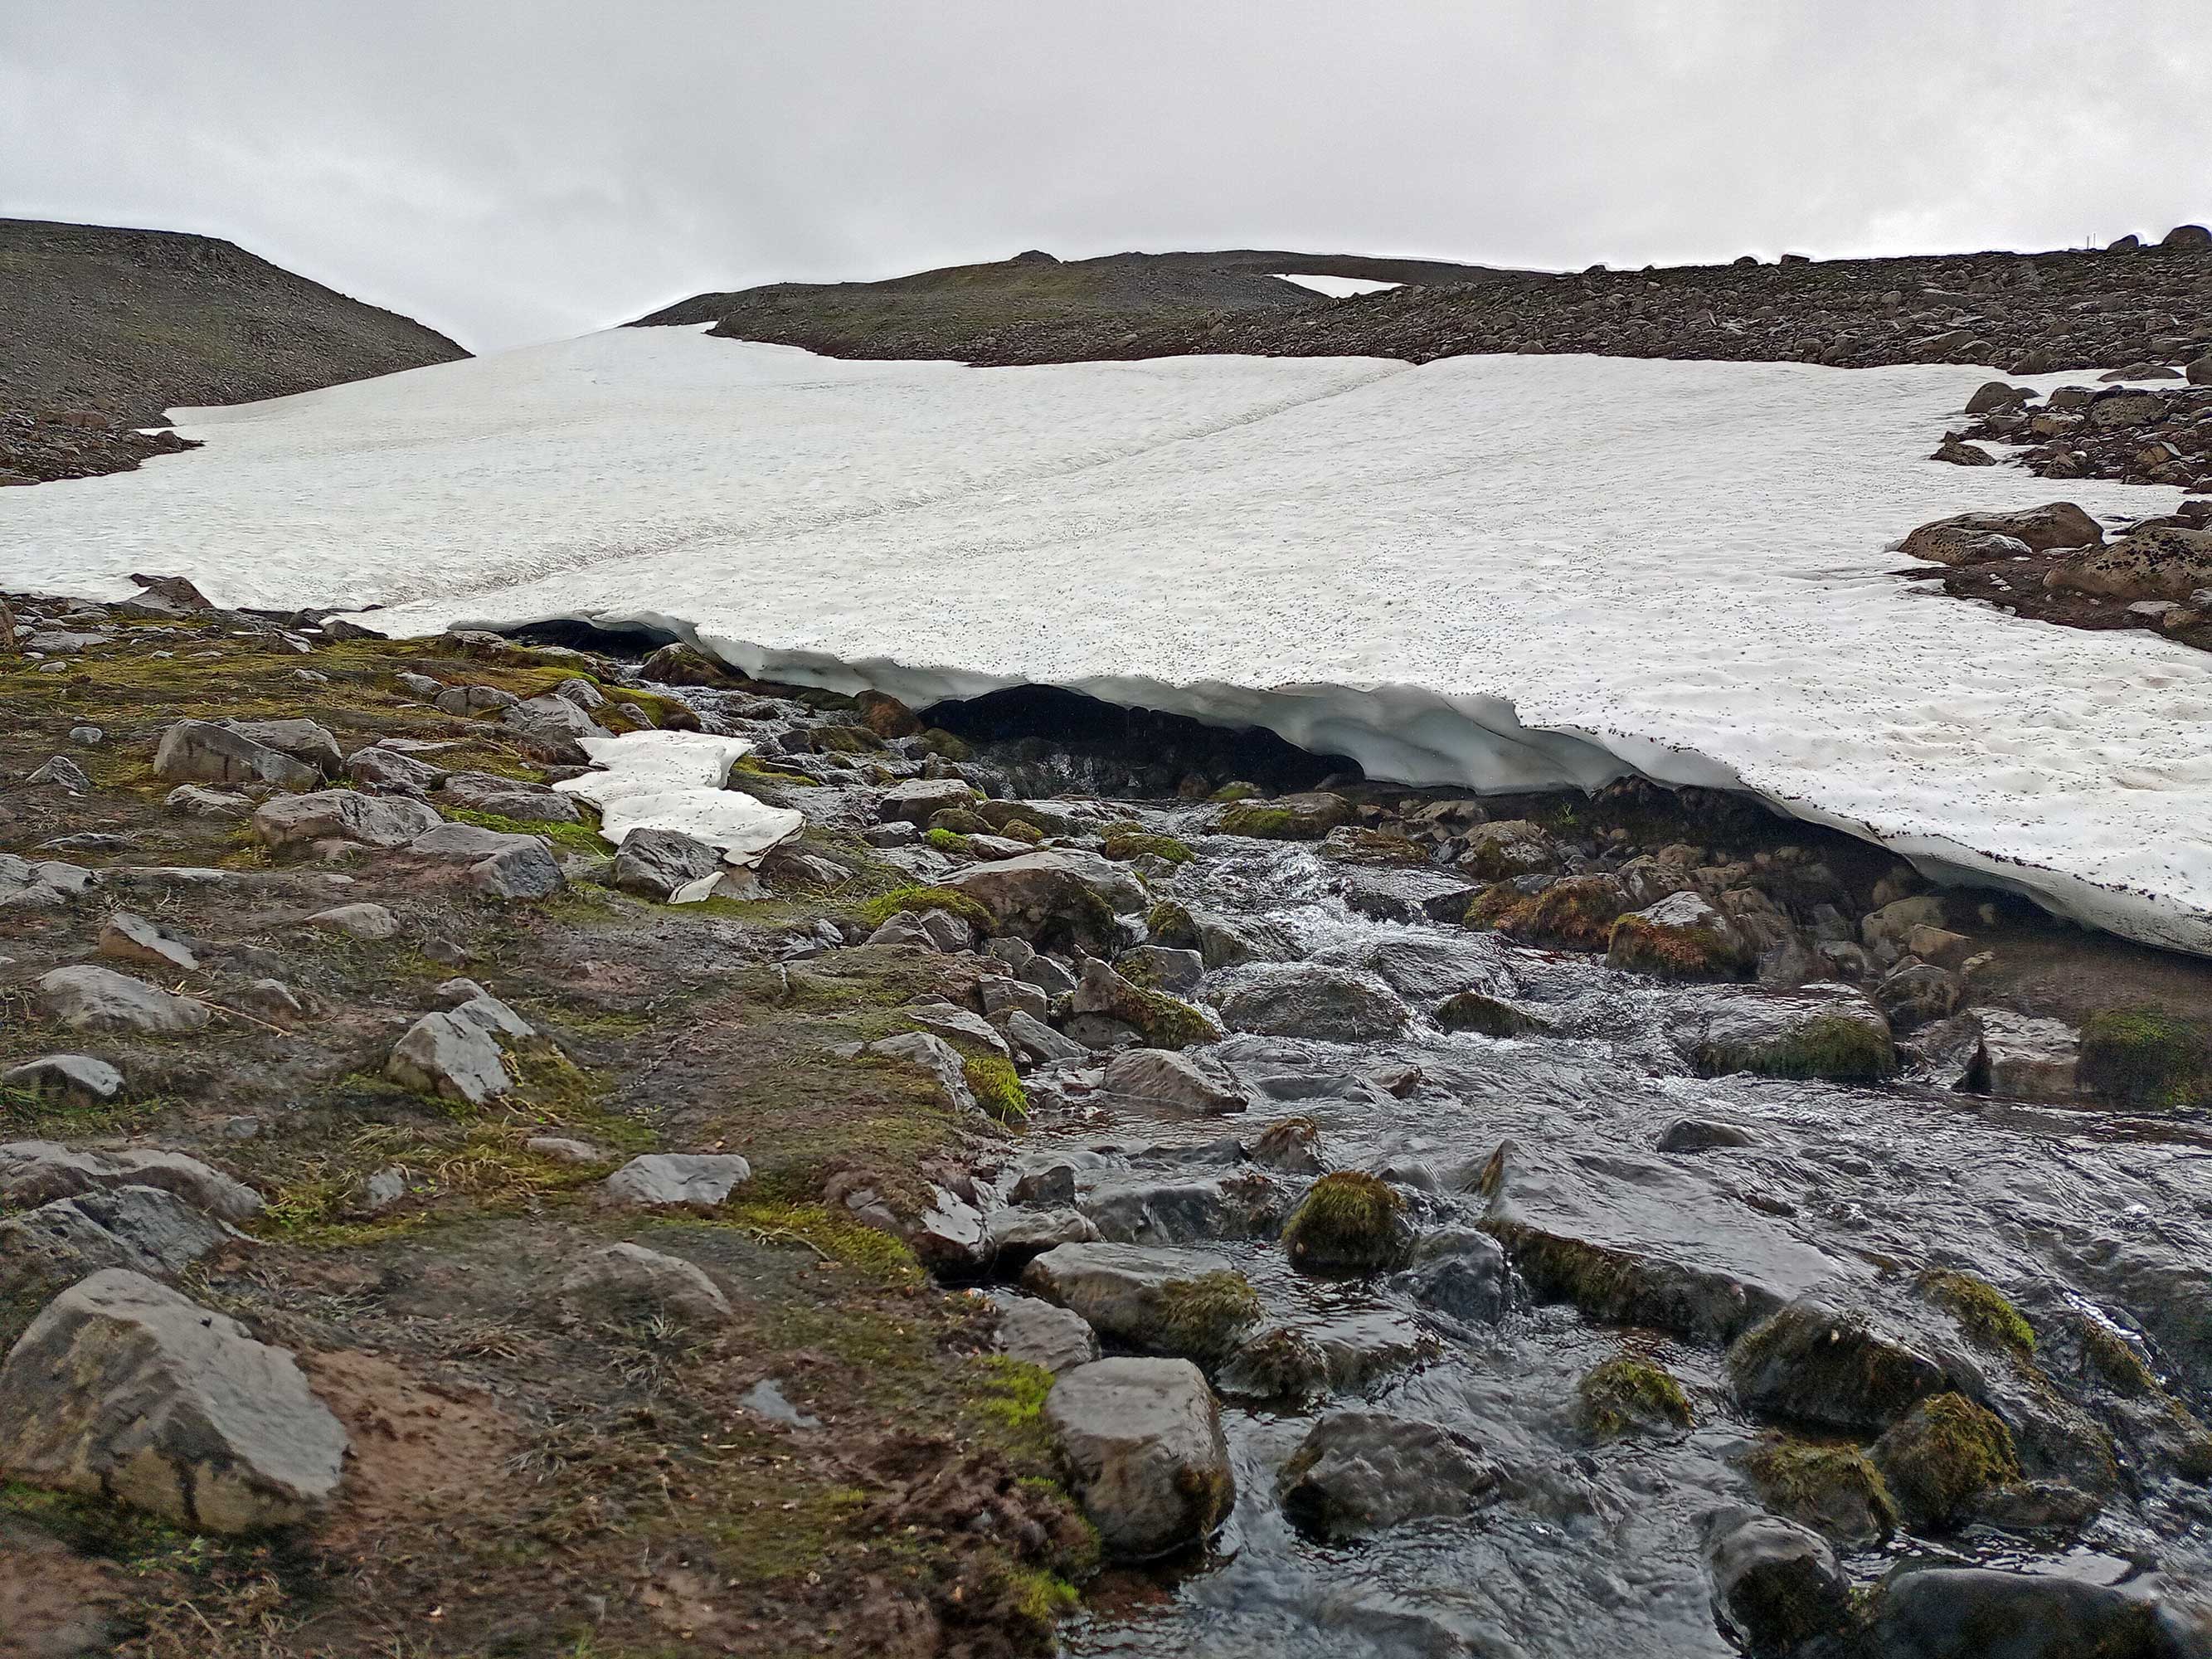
(631, 246, 1512, 361)
(0, 219, 466, 487)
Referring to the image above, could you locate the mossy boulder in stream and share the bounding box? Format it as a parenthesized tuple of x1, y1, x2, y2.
(2077, 1007, 2212, 1110)
(1281, 1172, 1415, 1277)
(1915, 1270, 2035, 1359)
(1215, 791, 1350, 840)
(1742, 1437, 1898, 1545)
(1869, 1393, 2020, 1530)
(1728, 1297, 1951, 1433)
(1576, 1355, 1693, 1439)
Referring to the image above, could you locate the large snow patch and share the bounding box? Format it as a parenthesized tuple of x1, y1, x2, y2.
(2, 328, 2206, 952)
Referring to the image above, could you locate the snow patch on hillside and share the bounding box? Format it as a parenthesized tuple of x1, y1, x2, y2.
(1274, 273, 1400, 298)
(0, 328, 2203, 951)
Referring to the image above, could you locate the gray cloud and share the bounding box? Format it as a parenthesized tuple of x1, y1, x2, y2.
(4, 1, 2206, 351)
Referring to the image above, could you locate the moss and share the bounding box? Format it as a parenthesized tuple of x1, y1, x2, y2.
(1871, 1393, 2019, 1530)
(1576, 1355, 1694, 1439)
(854, 884, 995, 938)
(1436, 990, 1550, 1038)
(2081, 1321, 2159, 1398)
(1743, 1438, 1898, 1541)
(997, 817, 1044, 844)
(1461, 883, 1527, 929)
(1215, 801, 1312, 839)
(913, 727, 973, 761)
(1604, 910, 1748, 980)
(2078, 1006, 2212, 1110)
(925, 827, 976, 855)
(811, 723, 886, 755)
(1153, 1269, 1263, 1361)
(1497, 875, 1628, 950)
(1145, 898, 1200, 949)
(928, 807, 989, 835)
(1917, 1270, 2035, 1358)
(1099, 827, 1194, 865)
(1760, 1014, 1898, 1082)
(442, 806, 611, 858)
(732, 754, 820, 786)
(1281, 1171, 1410, 1277)
(697, 1200, 924, 1289)
(1124, 985, 1220, 1049)
(1319, 828, 1431, 867)
(964, 1054, 1029, 1125)
(1208, 782, 1260, 802)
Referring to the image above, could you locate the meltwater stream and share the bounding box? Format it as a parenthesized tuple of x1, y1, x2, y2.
(991, 814, 2212, 1658)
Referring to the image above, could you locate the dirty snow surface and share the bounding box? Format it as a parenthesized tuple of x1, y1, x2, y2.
(2, 327, 2206, 952)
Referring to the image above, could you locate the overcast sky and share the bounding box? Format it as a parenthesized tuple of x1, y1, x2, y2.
(4, 2, 2207, 353)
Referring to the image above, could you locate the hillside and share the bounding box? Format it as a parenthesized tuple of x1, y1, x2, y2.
(631, 246, 1514, 361)
(0, 217, 467, 485)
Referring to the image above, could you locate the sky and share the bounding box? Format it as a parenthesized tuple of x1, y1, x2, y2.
(3, 2, 2208, 354)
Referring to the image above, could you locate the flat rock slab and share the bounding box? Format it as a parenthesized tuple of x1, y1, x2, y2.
(1044, 1357, 1235, 1561)
(1480, 1137, 1859, 1342)
(253, 791, 443, 849)
(600, 1153, 753, 1208)
(36, 966, 210, 1036)
(0, 1269, 348, 1533)
(1021, 1241, 1258, 1361)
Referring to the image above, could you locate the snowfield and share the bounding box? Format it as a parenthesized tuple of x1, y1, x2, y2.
(2, 327, 2206, 951)
(1273, 273, 1400, 298)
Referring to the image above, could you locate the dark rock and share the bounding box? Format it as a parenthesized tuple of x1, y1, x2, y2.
(1276, 1410, 1496, 1540)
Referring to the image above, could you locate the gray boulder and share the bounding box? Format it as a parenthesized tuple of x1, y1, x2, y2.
(385, 1010, 512, 1106)
(995, 1298, 1101, 1373)
(1669, 983, 1896, 1082)
(865, 1031, 979, 1112)
(1044, 1358, 1235, 1560)
(557, 1243, 732, 1327)
(0, 1185, 235, 1306)
(610, 826, 722, 900)
(1870, 1567, 2205, 1659)
(902, 1000, 1011, 1059)
(152, 719, 318, 791)
(942, 849, 1145, 952)
(220, 718, 342, 777)
(0, 1141, 263, 1223)
(1218, 963, 1408, 1041)
(1276, 1409, 1496, 1540)
(0, 1270, 347, 1533)
(308, 902, 401, 941)
(433, 684, 518, 715)
(1096, 1048, 1252, 1117)
(600, 1152, 753, 1207)
(1728, 1297, 1951, 1433)
(346, 745, 446, 793)
(999, 1010, 1087, 1066)
(440, 771, 584, 823)
(1021, 1242, 1260, 1363)
(163, 784, 255, 820)
(466, 840, 565, 899)
(879, 777, 976, 825)
(1, 1053, 123, 1107)
(251, 791, 442, 849)
(36, 966, 210, 1036)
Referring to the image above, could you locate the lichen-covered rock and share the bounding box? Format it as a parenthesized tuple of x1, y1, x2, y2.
(220, 718, 343, 777)
(1898, 503, 2103, 562)
(36, 966, 210, 1036)
(1456, 819, 1561, 883)
(1276, 1409, 1496, 1540)
(1607, 890, 1753, 980)
(0, 1270, 348, 1533)
(1044, 1358, 1234, 1560)
(1490, 873, 1630, 949)
(1742, 1437, 1898, 1545)
(1281, 1172, 1415, 1277)
(2048, 524, 2212, 601)
(2075, 1006, 2212, 1111)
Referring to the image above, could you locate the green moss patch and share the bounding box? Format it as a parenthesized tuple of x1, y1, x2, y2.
(1281, 1171, 1411, 1277)
(2078, 1006, 2212, 1110)
(1576, 1355, 1693, 1439)
(1916, 1270, 2035, 1358)
(854, 885, 995, 938)
(1099, 827, 1194, 865)
(1870, 1393, 2019, 1530)
(964, 1055, 1029, 1125)
(1743, 1438, 1898, 1542)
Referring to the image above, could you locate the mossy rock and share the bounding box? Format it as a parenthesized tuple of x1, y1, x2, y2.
(1216, 793, 1348, 841)
(2078, 1006, 2212, 1110)
(1577, 1355, 1693, 1440)
(1153, 1270, 1266, 1364)
(1319, 827, 1431, 868)
(1100, 828, 1194, 866)
(1916, 1270, 2035, 1359)
(1606, 910, 1750, 980)
(925, 827, 976, 855)
(1869, 1393, 2019, 1530)
(1124, 985, 1222, 1049)
(1496, 875, 1630, 950)
(1461, 883, 1528, 929)
(913, 727, 973, 761)
(1209, 782, 1261, 802)
(1436, 990, 1550, 1038)
(998, 818, 1044, 844)
(1145, 899, 1201, 950)
(855, 688, 922, 738)
(855, 885, 995, 938)
(1281, 1172, 1413, 1277)
(638, 641, 738, 687)
(1742, 1437, 1898, 1545)
(1759, 1014, 1898, 1083)
(812, 722, 887, 755)
(929, 807, 989, 835)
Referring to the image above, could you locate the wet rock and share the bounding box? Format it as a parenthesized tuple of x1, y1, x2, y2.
(1114, 943, 1203, 993)
(1000, 1010, 1087, 1065)
(1247, 1115, 1324, 1174)
(97, 912, 198, 972)
(610, 825, 722, 900)
(1607, 890, 1753, 980)
(1480, 1139, 1856, 1343)
(1456, 819, 1560, 882)
(1096, 1048, 1252, 1117)
(1870, 1567, 2200, 1659)
(600, 1153, 754, 1208)
(1436, 989, 1551, 1037)
(995, 1298, 1100, 1373)
(1728, 1297, 1950, 1433)
(0, 1270, 348, 1533)
(1960, 1009, 2081, 1102)
(1869, 1393, 2019, 1530)
(988, 1205, 1100, 1267)
(1392, 1230, 1514, 1325)
(1077, 1171, 1282, 1248)
(1337, 865, 1483, 926)
(1658, 1117, 1758, 1153)
(1021, 1242, 1261, 1363)
(0, 1141, 262, 1223)
(1072, 959, 1223, 1048)
(1277, 1410, 1497, 1540)
(1044, 1358, 1235, 1561)
(1317, 932, 1512, 1005)
(1, 1053, 123, 1107)
(1492, 873, 1631, 949)
(1703, 1511, 1855, 1657)
(252, 791, 443, 849)
(879, 777, 976, 825)
(152, 718, 318, 791)
(1214, 1325, 1334, 1404)
(385, 1011, 512, 1106)
(1577, 1355, 1693, 1438)
(1670, 983, 1896, 1082)
(1876, 961, 1961, 1032)
(1214, 791, 1351, 839)
(308, 902, 401, 941)
(1218, 963, 1407, 1041)
(557, 1243, 732, 1327)
(1741, 1437, 1898, 1546)
(1281, 1171, 1416, 1277)
(943, 849, 1145, 953)
(36, 966, 210, 1036)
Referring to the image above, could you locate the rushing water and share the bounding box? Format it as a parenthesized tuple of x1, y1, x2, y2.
(998, 815, 2212, 1658)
